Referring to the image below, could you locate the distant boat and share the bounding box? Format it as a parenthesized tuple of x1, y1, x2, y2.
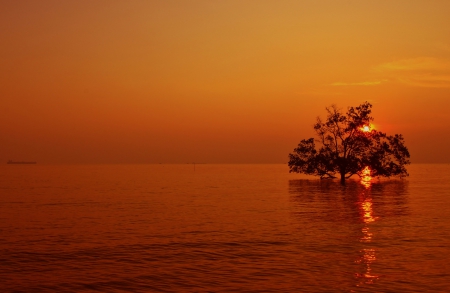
(7, 160, 37, 164)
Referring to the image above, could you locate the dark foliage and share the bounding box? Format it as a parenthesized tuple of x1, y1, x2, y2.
(288, 102, 410, 183)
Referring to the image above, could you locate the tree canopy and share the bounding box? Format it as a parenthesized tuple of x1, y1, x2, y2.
(288, 102, 410, 184)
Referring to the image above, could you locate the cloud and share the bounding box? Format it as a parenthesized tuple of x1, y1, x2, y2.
(327, 57, 450, 90)
(373, 57, 450, 88)
(374, 57, 448, 72)
(296, 90, 346, 96)
(330, 81, 382, 86)
(398, 74, 450, 88)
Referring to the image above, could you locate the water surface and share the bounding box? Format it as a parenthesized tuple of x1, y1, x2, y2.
(0, 164, 449, 292)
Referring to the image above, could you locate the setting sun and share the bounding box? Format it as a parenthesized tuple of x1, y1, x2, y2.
(362, 125, 371, 132)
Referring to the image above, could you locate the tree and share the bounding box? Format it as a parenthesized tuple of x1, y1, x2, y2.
(288, 102, 410, 184)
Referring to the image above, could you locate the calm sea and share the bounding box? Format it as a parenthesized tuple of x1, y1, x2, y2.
(0, 164, 449, 292)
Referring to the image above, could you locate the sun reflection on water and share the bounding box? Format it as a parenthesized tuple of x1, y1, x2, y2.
(356, 179, 380, 285)
(355, 248, 379, 284)
(360, 166, 372, 188)
(361, 198, 378, 224)
(289, 179, 411, 290)
(360, 226, 372, 243)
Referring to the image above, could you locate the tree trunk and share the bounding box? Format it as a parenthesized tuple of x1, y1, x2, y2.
(340, 172, 346, 185)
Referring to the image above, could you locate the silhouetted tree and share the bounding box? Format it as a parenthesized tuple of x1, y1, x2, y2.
(288, 102, 410, 184)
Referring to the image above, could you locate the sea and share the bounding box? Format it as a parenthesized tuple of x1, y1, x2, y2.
(0, 164, 449, 292)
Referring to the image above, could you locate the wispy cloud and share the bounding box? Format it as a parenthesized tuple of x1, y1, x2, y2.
(398, 74, 450, 88)
(374, 57, 448, 72)
(330, 81, 382, 86)
(296, 90, 345, 96)
(327, 57, 450, 90)
(373, 57, 450, 88)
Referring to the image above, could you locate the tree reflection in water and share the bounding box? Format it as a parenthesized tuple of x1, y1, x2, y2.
(289, 178, 409, 289)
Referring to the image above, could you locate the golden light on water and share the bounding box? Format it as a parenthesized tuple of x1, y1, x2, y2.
(355, 248, 379, 284)
(360, 226, 373, 243)
(361, 166, 371, 177)
(361, 199, 377, 224)
(360, 166, 372, 188)
(357, 191, 379, 285)
(359, 169, 378, 222)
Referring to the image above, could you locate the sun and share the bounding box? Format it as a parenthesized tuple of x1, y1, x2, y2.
(361, 125, 371, 132)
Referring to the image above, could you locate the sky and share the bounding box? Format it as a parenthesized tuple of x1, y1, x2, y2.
(1, 0, 450, 164)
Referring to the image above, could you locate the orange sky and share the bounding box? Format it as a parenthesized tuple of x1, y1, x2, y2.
(1, 0, 450, 164)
